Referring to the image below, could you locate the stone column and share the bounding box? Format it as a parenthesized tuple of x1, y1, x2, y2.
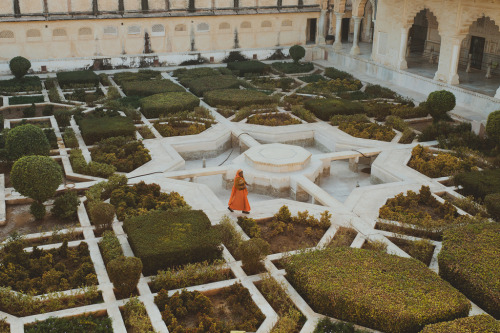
(333, 11, 344, 51)
(447, 38, 461, 85)
(433, 35, 463, 84)
(350, 16, 362, 55)
(318, 9, 327, 44)
(495, 86, 500, 99)
(398, 28, 409, 70)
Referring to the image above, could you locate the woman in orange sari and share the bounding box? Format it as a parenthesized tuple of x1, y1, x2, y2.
(228, 169, 251, 214)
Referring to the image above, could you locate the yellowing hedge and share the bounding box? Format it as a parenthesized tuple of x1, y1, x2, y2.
(419, 315, 500, 333)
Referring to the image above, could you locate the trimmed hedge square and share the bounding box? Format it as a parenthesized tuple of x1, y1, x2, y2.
(438, 222, 500, 318)
(56, 70, 99, 88)
(121, 79, 184, 97)
(186, 75, 240, 96)
(271, 61, 314, 74)
(0, 76, 42, 93)
(204, 89, 273, 108)
(113, 70, 161, 85)
(420, 315, 500, 333)
(227, 61, 270, 76)
(284, 247, 471, 333)
(8, 95, 44, 105)
(140, 92, 200, 118)
(80, 116, 135, 145)
(173, 67, 222, 86)
(123, 210, 222, 275)
(304, 98, 365, 120)
(453, 168, 500, 199)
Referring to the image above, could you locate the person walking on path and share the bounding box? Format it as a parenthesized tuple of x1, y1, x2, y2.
(228, 169, 251, 214)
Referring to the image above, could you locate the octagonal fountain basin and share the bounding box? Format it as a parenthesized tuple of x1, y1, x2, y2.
(244, 143, 312, 173)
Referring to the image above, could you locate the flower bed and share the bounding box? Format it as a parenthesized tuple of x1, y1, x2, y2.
(155, 283, 264, 331)
(9, 95, 44, 105)
(25, 315, 112, 333)
(79, 116, 135, 145)
(283, 247, 471, 333)
(56, 70, 99, 89)
(0, 76, 42, 93)
(0, 237, 97, 294)
(246, 112, 302, 126)
(237, 206, 331, 253)
(90, 136, 151, 172)
(204, 88, 274, 108)
(140, 92, 200, 118)
(271, 61, 314, 74)
(121, 79, 184, 97)
(123, 209, 222, 275)
(438, 222, 500, 318)
(337, 120, 396, 141)
(186, 74, 240, 96)
(154, 121, 208, 137)
(420, 315, 500, 332)
(408, 145, 474, 178)
(298, 79, 363, 95)
(110, 181, 189, 220)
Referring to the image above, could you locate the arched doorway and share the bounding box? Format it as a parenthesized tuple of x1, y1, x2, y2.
(406, 9, 441, 78)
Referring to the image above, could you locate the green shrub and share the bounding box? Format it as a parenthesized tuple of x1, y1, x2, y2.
(9, 56, 31, 79)
(291, 105, 316, 122)
(299, 79, 362, 95)
(11, 156, 62, 219)
(418, 121, 471, 142)
(390, 104, 429, 119)
(54, 109, 72, 127)
(298, 74, 327, 83)
(216, 215, 242, 255)
(48, 87, 61, 103)
(272, 62, 314, 74)
(173, 67, 222, 85)
(51, 191, 80, 220)
(330, 113, 369, 125)
(364, 84, 397, 99)
(56, 71, 99, 89)
(43, 128, 57, 149)
(486, 110, 500, 145)
(227, 60, 270, 76)
(237, 216, 262, 238)
(42, 104, 54, 116)
(0, 76, 41, 93)
(25, 315, 112, 333)
(324, 67, 354, 80)
(222, 51, 249, 63)
(408, 145, 474, 178)
(236, 238, 270, 274)
(89, 202, 115, 230)
(121, 79, 184, 97)
(8, 95, 44, 105)
(426, 90, 456, 121)
(484, 193, 500, 221)
(113, 70, 161, 85)
(289, 45, 306, 63)
(22, 103, 36, 118)
(91, 136, 151, 172)
(123, 297, 155, 333)
(187, 75, 240, 96)
(123, 210, 222, 275)
(140, 92, 200, 118)
(30, 201, 46, 220)
(69, 149, 116, 178)
(453, 168, 500, 199)
(314, 318, 368, 333)
(204, 89, 273, 108)
(419, 314, 500, 333)
(107, 256, 142, 297)
(99, 230, 123, 265)
(62, 128, 78, 148)
(284, 247, 471, 332)
(304, 98, 364, 121)
(80, 116, 135, 144)
(438, 222, 500, 318)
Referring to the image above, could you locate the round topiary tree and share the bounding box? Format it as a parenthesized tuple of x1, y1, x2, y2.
(289, 45, 306, 64)
(107, 256, 143, 297)
(89, 202, 115, 230)
(9, 56, 31, 79)
(11, 155, 63, 219)
(426, 90, 456, 121)
(5, 124, 50, 160)
(486, 110, 500, 146)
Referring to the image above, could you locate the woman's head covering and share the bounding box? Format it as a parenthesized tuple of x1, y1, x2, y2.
(234, 169, 243, 180)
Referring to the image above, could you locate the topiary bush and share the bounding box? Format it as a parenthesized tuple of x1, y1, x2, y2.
(236, 238, 270, 274)
(11, 155, 62, 219)
(107, 256, 143, 298)
(186, 75, 240, 96)
(304, 98, 364, 121)
(486, 110, 500, 145)
(9, 56, 31, 79)
(140, 92, 200, 118)
(99, 230, 123, 265)
(0, 76, 41, 93)
(5, 124, 50, 160)
(227, 60, 270, 76)
(419, 314, 500, 333)
(79, 116, 135, 145)
(54, 109, 72, 127)
(89, 202, 115, 230)
(426, 90, 456, 121)
(289, 45, 306, 63)
(51, 191, 80, 220)
(56, 70, 99, 89)
(30, 201, 46, 220)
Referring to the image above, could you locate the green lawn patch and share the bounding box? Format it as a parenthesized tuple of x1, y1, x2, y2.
(284, 247, 470, 333)
(123, 210, 222, 275)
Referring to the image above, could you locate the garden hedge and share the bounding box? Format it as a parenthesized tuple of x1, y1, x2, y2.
(121, 79, 184, 97)
(0, 76, 41, 93)
(272, 62, 314, 74)
(140, 92, 200, 118)
(324, 67, 354, 80)
(123, 210, 222, 275)
(304, 98, 365, 121)
(25, 315, 112, 333)
(56, 70, 99, 88)
(187, 75, 240, 96)
(204, 89, 273, 108)
(283, 247, 471, 333)
(453, 168, 500, 199)
(113, 70, 161, 85)
(438, 222, 500, 318)
(79, 116, 135, 145)
(6, 124, 50, 160)
(227, 60, 269, 76)
(8, 95, 44, 105)
(173, 67, 222, 86)
(419, 314, 500, 333)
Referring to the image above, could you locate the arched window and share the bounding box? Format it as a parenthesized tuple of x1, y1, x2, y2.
(197, 23, 209, 32)
(261, 21, 272, 28)
(26, 29, 41, 38)
(128, 26, 141, 35)
(241, 21, 251, 29)
(79, 27, 92, 36)
(175, 24, 186, 32)
(104, 26, 118, 36)
(0, 30, 14, 39)
(282, 20, 292, 27)
(219, 22, 230, 30)
(53, 28, 67, 37)
(152, 24, 165, 36)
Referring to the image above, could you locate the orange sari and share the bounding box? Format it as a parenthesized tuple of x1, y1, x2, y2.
(228, 169, 251, 212)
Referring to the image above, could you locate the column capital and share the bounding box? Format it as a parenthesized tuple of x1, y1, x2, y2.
(334, 11, 345, 18)
(352, 16, 363, 22)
